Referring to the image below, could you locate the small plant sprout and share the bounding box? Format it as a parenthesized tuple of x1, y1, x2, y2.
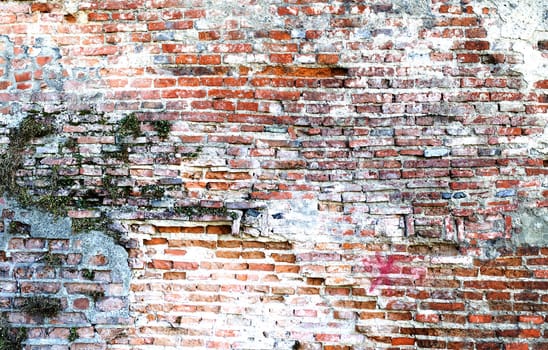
(153, 120, 171, 139)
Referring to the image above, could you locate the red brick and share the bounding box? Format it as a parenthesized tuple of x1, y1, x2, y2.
(149, 259, 172, 269)
(451, 17, 478, 26)
(469, 314, 492, 323)
(31, 3, 52, 12)
(464, 41, 490, 50)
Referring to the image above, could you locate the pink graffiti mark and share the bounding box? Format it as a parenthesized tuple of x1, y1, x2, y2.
(362, 252, 398, 293)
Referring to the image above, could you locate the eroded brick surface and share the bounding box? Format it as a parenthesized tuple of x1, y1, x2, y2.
(0, 0, 547, 349)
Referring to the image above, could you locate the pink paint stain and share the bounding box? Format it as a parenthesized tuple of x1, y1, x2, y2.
(362, 252, 398, 293)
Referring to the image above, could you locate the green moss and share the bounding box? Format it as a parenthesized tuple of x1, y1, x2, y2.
(0, 112, 63, 219)
(57, 178, 75, 188)
(12, 117, 55, 149)
(141, 185, 165, 199)
(180, 146, 202, 160)
(13, 187, 33, 208)
(77, 109, 95, 116)
(153, 120, 171, 139)
(74, 153, 84, 165)
(8, 221, 30, 235)
(8, 222, 18, 235)
(35, 195, 70, 217)
(0, 108, 135, 251)
(82, 269, 95, 280)
(105, 229, 125, 246)
(109, 143, 130, 162)
(102, 175, 130, 201)
(180, 152, 199, 159)
(64, 137, 78, 150)
(50, 165, 60, 192)
(118, 113, 141, 138)
(174, 205, 237, 219)
(102, 175, 118, 200)
(0, 317, 26, 350)
(42, 252, 62, 267)
(68, 327, 79, 342)
(0, 153, 22, 193)
(72, 218, 106, 233)
(85, 290, 105, 302)
(21, 297, 62, 318)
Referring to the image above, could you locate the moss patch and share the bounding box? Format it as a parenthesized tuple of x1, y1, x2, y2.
(41, 252, 62, 267)
(0, 316, 27, 350)
(0, 112, 59, 210)
(72, 217, 107, 234)
(153, 120, 171, 139)
(0, 115, 55, 194)
(68, 327, 79, 342)
(21, 297, 62, 318)
(174, 205, 237, 219)
(141, 185, 165, 199)
(35, 195, 70, 217)
(117, 113, 141, 138)
(82, 269, 95, 280)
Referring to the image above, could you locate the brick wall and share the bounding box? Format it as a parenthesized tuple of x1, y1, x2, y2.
(0, 0, 547, 349)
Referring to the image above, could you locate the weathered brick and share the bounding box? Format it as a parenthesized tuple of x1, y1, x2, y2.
(0, 1, 545, 348)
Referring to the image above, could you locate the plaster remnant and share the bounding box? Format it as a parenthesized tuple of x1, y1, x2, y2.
(394, 0, 433, 18)
(241, 207, 269, 237)
(511, 208, 548, 246)
(0, 196, 72, 242)
(528, 123, 548, 158)
(474, 0, 547, 40)
(77, 231, 131, 290)
(472, 0, 548, 89)
(201, 0, 283, 29)
(266, 200, 321, 241)
(424, 148, 450, 158)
